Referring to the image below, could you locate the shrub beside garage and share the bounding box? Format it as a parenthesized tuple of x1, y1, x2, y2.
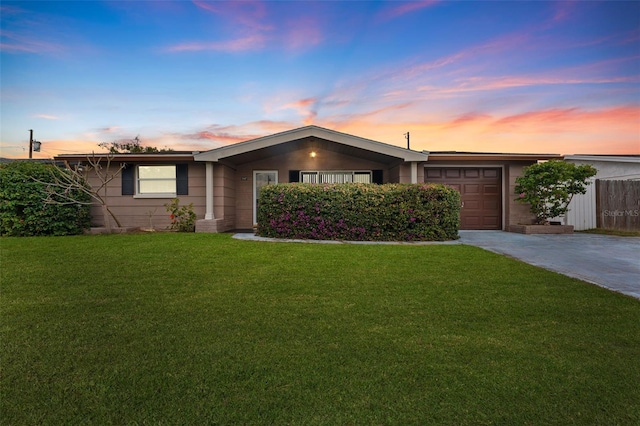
(257, 183, 460, 241)
(0, 162, 91, 236)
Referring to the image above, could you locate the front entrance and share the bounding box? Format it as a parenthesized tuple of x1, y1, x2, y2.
(253, 170, 278, 225)
(425, 167, 502, 230)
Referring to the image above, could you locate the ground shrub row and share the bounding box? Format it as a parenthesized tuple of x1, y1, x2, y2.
(257, 183, 460, 241)
(0, 162, 91, 236)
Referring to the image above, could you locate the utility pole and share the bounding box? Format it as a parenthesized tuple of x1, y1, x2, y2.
(29, 130, 34, 159)
(28, 129, 41, 158)
(404, 132, 410, 150)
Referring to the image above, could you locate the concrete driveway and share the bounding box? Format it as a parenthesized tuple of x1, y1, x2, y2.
(458, 231, 640, 300)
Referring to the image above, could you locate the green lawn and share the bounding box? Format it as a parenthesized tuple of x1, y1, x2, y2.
(1, 233, 639, 425)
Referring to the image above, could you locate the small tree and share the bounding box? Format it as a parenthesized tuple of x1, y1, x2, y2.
(41, 153, 125, 231)
(98, 135, 172, 154)
(515, 160, 597, 224)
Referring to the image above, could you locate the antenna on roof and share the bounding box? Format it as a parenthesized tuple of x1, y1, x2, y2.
(404, 132, 410, 150)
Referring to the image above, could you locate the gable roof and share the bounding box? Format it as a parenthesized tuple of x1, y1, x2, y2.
(194, 125, 428, 162)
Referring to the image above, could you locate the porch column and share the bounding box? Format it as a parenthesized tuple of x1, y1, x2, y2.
(410, 162, 418, 184)
(205, 162, 214, 220)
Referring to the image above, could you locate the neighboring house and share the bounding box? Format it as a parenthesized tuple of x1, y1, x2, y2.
(54, 125, 561, 232)
(561, 155, 640, 230)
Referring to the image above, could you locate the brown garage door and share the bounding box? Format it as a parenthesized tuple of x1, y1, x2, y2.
(425, 168, 502, 230)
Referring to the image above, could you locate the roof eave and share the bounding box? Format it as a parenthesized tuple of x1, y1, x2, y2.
(194, 125, 428, 162)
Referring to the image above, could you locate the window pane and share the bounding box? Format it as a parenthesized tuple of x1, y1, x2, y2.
(354, 172, 371, 183)
(139, 180, 176, 194)
(139, 166, 176, 179)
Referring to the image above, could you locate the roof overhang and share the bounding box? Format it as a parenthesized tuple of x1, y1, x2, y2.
(194, 126, 428, 163)
(563, 155, 640, 164)
(425, 151, 562, 162)
(54, 153, 197, 162)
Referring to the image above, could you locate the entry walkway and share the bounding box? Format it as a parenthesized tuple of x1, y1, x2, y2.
(234, 231, 640, 299)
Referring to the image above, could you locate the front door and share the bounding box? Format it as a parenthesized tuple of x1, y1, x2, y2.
(253, 171, 278, 225)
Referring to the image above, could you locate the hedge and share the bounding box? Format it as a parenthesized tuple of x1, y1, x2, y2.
(257, 183, 460, 241)
(0, 162, 91, 236)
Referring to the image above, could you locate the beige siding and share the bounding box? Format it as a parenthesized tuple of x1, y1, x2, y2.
(86, 161, 205, 229)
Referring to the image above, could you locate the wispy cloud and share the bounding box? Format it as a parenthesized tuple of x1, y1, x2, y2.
(377, 0, 440, 21)
(0, 30, 66, 54)
(166, 34, 268, 52)
(34, 114, 61, 120)
(284, 17, 324, 51)
(166, 0, 328, 54)
(176, 121, 296, 147)
(192, 0, 272, 32)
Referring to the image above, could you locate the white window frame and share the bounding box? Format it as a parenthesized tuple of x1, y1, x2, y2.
(300, 170, 372, 184)
(134, 165, 177, 198)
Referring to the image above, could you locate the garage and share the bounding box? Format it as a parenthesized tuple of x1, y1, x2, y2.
(425, 167, 502, 230)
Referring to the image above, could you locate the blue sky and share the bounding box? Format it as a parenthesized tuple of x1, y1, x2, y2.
(1, 0, 638, 158)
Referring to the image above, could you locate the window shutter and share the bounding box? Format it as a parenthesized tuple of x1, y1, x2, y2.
(121, 164, 134, 195)
(372, 169, 383, 184)
(176, 164, 188, 195)
(289, 170, 300, 183)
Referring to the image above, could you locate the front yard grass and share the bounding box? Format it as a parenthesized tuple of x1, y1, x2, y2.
(1, 233, 639, 424)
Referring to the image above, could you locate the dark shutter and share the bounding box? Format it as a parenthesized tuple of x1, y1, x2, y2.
(289, 170, 300, 183)
(121, 164, 134, 195)
(372, 169, 383, 184)
(176, 164, 188, 195)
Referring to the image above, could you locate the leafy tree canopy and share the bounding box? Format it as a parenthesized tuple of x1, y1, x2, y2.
(515, 160, 597, 224)
(98, 136, 172, 154)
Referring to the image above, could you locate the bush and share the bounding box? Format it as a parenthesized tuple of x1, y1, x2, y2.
(164, 198, 196, 232)
(515, 160, 597, 224)
(257, 183, 460, 241)
(0, 162, 91, 236)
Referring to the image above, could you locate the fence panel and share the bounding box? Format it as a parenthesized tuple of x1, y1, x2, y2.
(596, 180, 640, 231)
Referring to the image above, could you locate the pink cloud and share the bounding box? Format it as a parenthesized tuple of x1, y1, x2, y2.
(284, 17, 324, 51)
(34, 114, 61, 120)
(192, 0, 272, 32)
(492, 106, 640, 134)
(0, 30, 66, 54)
(166, 34, 268, 52)
(377, 0, 440, 21)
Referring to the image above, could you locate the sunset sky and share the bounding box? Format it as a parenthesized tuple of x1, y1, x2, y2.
(1, 0, 638, 159)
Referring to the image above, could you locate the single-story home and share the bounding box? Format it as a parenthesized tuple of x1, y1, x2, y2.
(54, 125, 561, 232)
(561, 155, 640, 230)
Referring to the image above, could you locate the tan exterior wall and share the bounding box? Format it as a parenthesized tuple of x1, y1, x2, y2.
(212, 164, 236, 231)
(505, 162, 537, 226)
(86, 161, 206, 229)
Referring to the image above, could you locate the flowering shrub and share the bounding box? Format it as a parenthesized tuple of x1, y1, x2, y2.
(164, 198, 196, 232)
(257, 183, 460, 241)
(515, 160, 597, 224)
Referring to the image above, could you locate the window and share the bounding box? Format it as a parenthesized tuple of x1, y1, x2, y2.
(300, 171, 372, 184)
(121, 164, 189, 197)
(138, 165, 176, 195)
